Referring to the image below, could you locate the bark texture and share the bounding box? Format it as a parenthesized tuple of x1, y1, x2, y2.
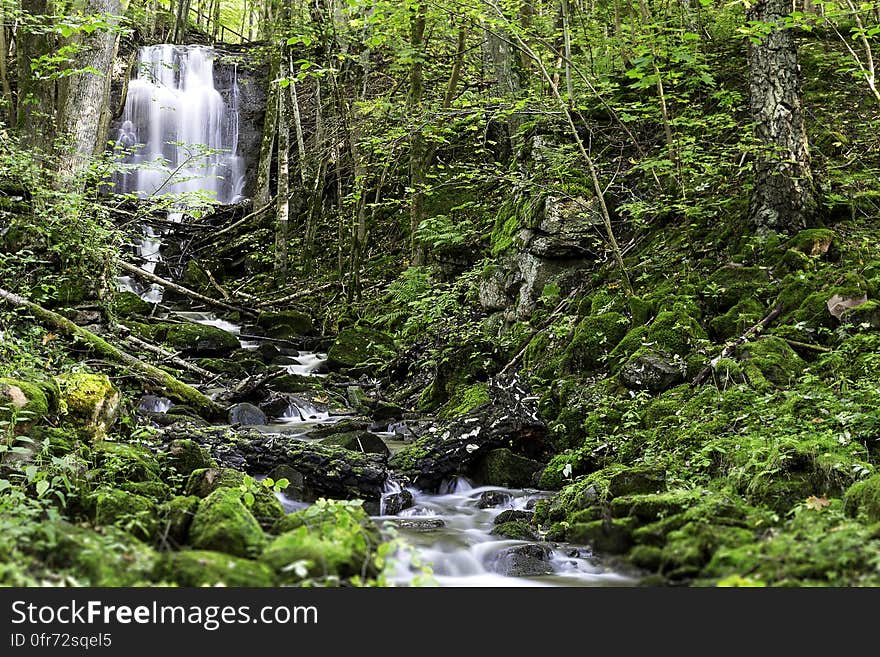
(747, 0, 816, 234)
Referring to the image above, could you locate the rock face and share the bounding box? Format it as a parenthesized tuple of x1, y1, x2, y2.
(390, 375, 547, 490)
(326, 326, 397, 372)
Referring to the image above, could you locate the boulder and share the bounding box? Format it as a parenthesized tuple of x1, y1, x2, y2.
(227, 402, 267, 427)
(154, 550, 274, 587)
(319, 431, 390, 456)
(256, 310, 314, 340)
(487, 544, 553, 577)
(472, 448, 542, 487)
(494, 510, 534, 525)
(184, 467, 284, 528)
(326, 326, 396, 372)
(55, 372, 120, 436)
(620, 352, 685, 393)
(158, 495, 200, 545)
(165, 322, 239, 357)
(189, 488, 266, 558)
(0, 377, 49, 430)
(165, 439, 216, 477)
(477, 490, 513, 509)
(490, 521, 538, 541)
(92, 489, 159, 541)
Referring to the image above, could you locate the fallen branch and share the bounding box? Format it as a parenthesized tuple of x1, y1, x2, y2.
(118, 260, 257, 318)
(0, 286, 226, 420)
(208, 202, 272, 241)
(256, 281, 336, 308)
(119, 329, 217, 380)
(692, 304, 783, 386)
(782, 338, 833, 353)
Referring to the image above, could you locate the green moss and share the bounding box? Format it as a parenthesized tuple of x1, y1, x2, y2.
(268, 373, 322, 393)
(256, 310, 314, 339)
(706, 265, 770, 311)
(182, 260, 210, 291)
(737, 336, 806, 387)
(840, 299, 880, 330)
(628, 296, 655, 326)
(326, 326, 397, 371)
(787, 228, 839, 259)
(490, 521, 538, 540)
(0, 377, 49, 425)
(610, 490, 702, 522)
(560, 312, 629, 373)
(55, 372, 120, 436)
(195, 358, 248, 378)
(439, 382, 490, 418)
(473, 448, 541, 487)
(185, 468, 284, 528)
(158, 495, 200, 545)
(661, 521, 755, 579)
(92, 489, 159, 541)
(112, 291, 151, 317)
(609, 309, 708, 369)
(93, 442, 162, 484)
(188, 488, 266, 558)
(567, 518, 635, 554)
(708, 299, 765, 341)
(155, 550, 275, 587)
(165, 323, 239, 356)
(120, 480, 172, 501)
(165, 439, 216, 478)
(843, 475, 880, 522)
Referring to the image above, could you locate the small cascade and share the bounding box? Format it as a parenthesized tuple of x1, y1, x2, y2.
(111, 44, 244, 303)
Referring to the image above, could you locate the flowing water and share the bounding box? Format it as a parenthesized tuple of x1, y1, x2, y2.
(112, 44, 244, 303)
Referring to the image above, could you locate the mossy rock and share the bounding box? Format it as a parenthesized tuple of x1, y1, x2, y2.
(840, 299, 880, 330)
(158, 495, 200, 545)
(326, 326, 397, 372)
(92, 441, 162, 484)
(620, 350, 685, 393)
(567, 518, 635, 554)
(165, 439, 216, 478)
(787, 228, 839, 260)
(43, 521, 158, 586)
(490, 521, 538, 540)
(319, 431, 389, 456)
(560, 312, 629, 373)
(0, 377, 49, 428)
(188, 488, 266, 558)
(92, 489, 159, 541)
(196, 358, 248, 378)
(112, 291, 151, 317)
(182, 260, 210, 292)
(120, 480, 172, 501)
(267, 373, 321, 393)
(844, 475, 880, 522)
(55, 372, 120, 437)
(629, 545, 664, 571)
(154, 550, 275, 587)
(165, 322, 239, 357)
(706, 265, 770, 312)
(472, 448, 542, 487)
(736, 336, 806, 387)
(661, 521, 755, 579)
(184, 468, 284, 528)
(256, 310, 314, 339)
(708, 299, 765, 341)
(439, 382, 490, 418)
(609, 309, 708, 369)
(628, 296, 655, 326)
(610, 490, 702, 523)
(263, 502, 380, 582)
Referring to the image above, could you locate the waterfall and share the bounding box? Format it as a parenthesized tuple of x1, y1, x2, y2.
(112, 44, 244, 204)
(112, 44, 245, 302)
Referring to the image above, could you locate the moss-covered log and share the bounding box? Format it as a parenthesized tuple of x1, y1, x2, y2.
(0, 286, 226, 420)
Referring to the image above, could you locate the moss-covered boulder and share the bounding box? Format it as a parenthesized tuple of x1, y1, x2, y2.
(844, 475, 880, 522)
(706, 265, 770, 312)
(43, 522, 157, 586)
(154, 550, 275, 587)
(188, 488, 266, 558)
(472, 448, 542, 487)
(256, 310, 314, 339)
(610, 308, 709, 374)
(267, 373, 321, 394)
(158, 495, 200, 545)
(165, 439, 216, 478)
(560, 312, 629, 373)
(327, 326, 397, 372)
(840, 299, 880, 330)
(439, 383, 490, 418)
(92, 489, 159, 541)
(112, 291, 151, 317)
(567, 518, 635, 554)
(736, 336, 806, 387)
(787, 228, 839, 260)
(620, 351, 685, 393)
(195, 358, 248, 379)
(184, 468, 284, 528)
(708, 299, 765, 341)
(490, 521, 538, 541)
(92, 441, 162, 484)
(0, 377, 49, 429)
(55, 372, 119, 437)
(165, 322, 239, 357)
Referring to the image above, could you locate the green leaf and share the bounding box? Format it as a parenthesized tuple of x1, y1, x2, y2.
(35, 480, 50, 497)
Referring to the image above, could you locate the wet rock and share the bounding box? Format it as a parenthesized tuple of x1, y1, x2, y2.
(488, 544, 553, 577)
(566, 519, 634, 554)
(372, 401, 405, 422)
(267, 373, 320, 394)
(478, 490, 513, 509)
(491, 521, 538, 541)
(319, 431, 389, 456)
(227, 402, 267, 427)
(158, 495, 199, 545)
(112, 290, 151, 317)
(620, 352, 685, 393)
(165, 322, 239, 357)
(267, 464, 306, 499)
(494, 509, 534, 525)
(259, 395, 291, 419)
(306, 418, 371, 439)
(189, 488, 266, 558)
(473, 448, 542, 487)
(257, 342, 283, 364)
(394, 518, 445, 532)
(381, 489, 414, 515)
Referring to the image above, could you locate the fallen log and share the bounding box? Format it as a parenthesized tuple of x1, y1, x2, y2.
(119, 329, 216, 380)
(167, 425, 388, 501)
(0, 286, 226, 421)
(118, 260, 257, 318)
(388, 374, 547, 491)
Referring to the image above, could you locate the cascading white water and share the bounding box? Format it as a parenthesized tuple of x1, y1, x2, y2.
(112, 44, 244, 203)
(112, 44, 245, 302)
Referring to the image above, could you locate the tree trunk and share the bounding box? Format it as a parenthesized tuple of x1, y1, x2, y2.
(254, 51, 280, 209)
(16, 0, 56, 152)
(56, 0, 121, 188)
(747, 0, 816, 234)
(274, 68, 291, 281)
(0, 6, 12, 124)
(408, 2, 428, 266)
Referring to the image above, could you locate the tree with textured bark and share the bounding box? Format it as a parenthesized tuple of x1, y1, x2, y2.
(747, 0, 817, 234)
